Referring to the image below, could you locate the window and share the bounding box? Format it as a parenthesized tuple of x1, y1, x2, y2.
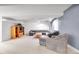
(52, 19, 59, 31)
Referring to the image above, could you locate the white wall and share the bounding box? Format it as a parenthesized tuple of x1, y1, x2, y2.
(23, 21, 50, 34)
(0, 17, 2, 42)
(2, 18, 50, 41)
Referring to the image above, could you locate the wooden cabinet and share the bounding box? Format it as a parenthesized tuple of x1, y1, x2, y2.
(11, 25, 16, 39)
(11, 23, 24, 39)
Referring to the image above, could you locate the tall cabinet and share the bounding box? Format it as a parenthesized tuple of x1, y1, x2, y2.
(11, 23, 24, 39)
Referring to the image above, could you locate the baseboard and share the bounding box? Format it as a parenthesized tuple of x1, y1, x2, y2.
(68, 45, 79, 53)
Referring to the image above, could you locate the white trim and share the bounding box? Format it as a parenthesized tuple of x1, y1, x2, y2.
(68, 45, 79, 53)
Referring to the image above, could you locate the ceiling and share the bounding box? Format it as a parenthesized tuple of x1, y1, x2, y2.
(0, 4, 72, 21)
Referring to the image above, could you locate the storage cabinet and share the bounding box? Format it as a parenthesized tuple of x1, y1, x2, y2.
(11, 23, 24, 39)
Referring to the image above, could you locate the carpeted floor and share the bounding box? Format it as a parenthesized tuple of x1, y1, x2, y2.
(0, 36, 79, 54)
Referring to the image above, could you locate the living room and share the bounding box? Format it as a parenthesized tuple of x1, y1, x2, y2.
(0, 4, 79, 54)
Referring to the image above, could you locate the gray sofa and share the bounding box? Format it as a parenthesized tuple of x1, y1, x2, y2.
(39, 33, 69, 53)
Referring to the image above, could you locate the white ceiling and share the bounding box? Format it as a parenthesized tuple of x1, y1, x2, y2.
(0, 4, 71, 21)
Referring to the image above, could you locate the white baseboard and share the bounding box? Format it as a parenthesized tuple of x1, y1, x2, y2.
(68, 45, 79, 53)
